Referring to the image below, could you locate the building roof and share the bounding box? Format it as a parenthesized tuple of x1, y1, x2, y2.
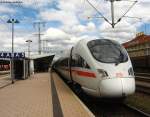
(123, 34, 150, 48)
(30, 54, 55, 60)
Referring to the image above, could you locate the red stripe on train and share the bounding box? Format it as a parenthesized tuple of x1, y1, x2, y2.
(72, 70, 96, 78)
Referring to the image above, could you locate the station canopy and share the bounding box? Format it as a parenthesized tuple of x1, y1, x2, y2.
(30, 54, 55, 72)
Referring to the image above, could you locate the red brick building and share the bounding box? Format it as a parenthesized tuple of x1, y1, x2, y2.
(123, 32, 150, 72)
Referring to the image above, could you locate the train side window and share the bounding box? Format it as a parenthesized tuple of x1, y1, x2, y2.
(84, 61, 90, 69)
(71, 54, 78, 67)
(75, 54, 90, 69)
(71, 59, 76, 67)
(60, 58, 69, 67)
(78, 55, 83, 67)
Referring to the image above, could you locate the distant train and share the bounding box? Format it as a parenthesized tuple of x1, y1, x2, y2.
(53, 38, 135, 98)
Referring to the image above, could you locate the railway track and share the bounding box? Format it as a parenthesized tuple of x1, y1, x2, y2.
(135, 73, 150, 77)
(135, 72, 150, 94)
(125, 104, 150, 117)
(136, 76, 150, 82)
(0, 71, 10, 75)
(136, 84, 150, 94)
(73, 86, 150, 117)
(56, 72, 149, 117)
(0, 72, 12, 89)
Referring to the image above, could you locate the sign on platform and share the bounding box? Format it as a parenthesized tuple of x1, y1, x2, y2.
(0, 52, 25, 59)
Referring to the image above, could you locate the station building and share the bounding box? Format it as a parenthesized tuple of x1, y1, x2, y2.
(30, 54, 55, 73)
(123, 32, 150, 72)
(0, 53, 55, 79)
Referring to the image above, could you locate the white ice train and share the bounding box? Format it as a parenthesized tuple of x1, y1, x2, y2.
(53, 38, 135, 98)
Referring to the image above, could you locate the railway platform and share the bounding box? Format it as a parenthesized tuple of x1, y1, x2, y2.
(0, 72, 94, 117)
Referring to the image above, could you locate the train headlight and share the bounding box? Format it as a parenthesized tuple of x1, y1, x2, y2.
(128, 67, 134, 76)
(97, 69, 108, 78)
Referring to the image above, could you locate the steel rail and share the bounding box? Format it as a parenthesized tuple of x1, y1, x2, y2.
(136, 84, 150, 94)
(136, 76, 150, 82)
(124, 104, 150, 117)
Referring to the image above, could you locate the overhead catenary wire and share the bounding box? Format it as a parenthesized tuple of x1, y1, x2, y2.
(123, 16, 142, 20)
(115, 0, 138, 24)
(85, 0, 138, 28)
(86, 0, 112, 25)
(0, 0, 23, 13)
(0, 1, 22, 3)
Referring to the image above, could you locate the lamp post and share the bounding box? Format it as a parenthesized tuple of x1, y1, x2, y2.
(7, 18, 19, 84)
(26, 40, 32, 58)
(26, 40, 32, 76)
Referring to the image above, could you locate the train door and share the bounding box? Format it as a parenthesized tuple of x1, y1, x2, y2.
(73, 54, 93, 87)
(69, 47, 74, 82)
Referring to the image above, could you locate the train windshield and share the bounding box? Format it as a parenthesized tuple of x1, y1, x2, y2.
(87, 39, 128, 64)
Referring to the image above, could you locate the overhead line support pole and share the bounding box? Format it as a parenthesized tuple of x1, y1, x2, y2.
(34, 21, 45, 55)
(38, 22, 41, 55)
(110, 0, 115, 28)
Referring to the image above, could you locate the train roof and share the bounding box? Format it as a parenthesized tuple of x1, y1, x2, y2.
(56, 38, 121, 60)
(75, 38, 120, 46)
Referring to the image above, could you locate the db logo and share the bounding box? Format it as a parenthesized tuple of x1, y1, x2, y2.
(116, 73, 123, 77)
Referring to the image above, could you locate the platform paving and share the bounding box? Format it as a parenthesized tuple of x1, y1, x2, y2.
(0, 73, 52, 117)
(52, 73, 94, 117)
(0, 72, 94, 117)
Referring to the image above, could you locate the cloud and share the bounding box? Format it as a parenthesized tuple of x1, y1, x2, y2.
(39, 0, 150, 44)
(70, 22, 96, 36)
(41, 28, 72, 53)
(0, 6, 16, 13)
(99, 20, 136, 43)
(40, 9, 79, 27)
(41, 27, 98, 55)
(22, 0, 52, 9)
(3, 44, 19, 48)
(43, 28, 71, 40)
(0, 0, 150, 55)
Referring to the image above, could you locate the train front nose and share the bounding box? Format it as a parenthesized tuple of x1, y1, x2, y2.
(99, 78, 135, 97)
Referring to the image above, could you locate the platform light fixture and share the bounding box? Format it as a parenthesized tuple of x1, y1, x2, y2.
(26, 39, 32, 76)
(7, 18, 20, 84)
(26, 40, 32, 58)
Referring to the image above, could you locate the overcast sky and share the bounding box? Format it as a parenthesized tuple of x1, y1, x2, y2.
(0, 0, 150, 55)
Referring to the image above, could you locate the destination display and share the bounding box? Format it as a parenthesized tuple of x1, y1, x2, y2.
(0, 52, 25, 59)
